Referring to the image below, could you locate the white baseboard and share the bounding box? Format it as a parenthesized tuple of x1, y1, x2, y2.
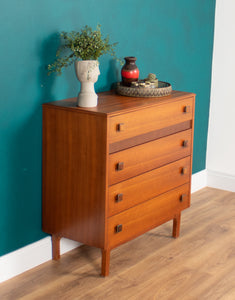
(0, 237, 80, 283)
(207, 170, 235, 192)
(0, 168, 224, 284)
(191, 169, 207, 193)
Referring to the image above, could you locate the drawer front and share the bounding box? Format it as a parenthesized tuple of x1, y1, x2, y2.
(108, 97, 193, 143)
(108, 184, 190, 249)
(108, 157, 191, 217)
(109, 129, 192, 185)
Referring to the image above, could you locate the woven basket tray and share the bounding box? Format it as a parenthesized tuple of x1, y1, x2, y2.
(116, 81, 172, 98)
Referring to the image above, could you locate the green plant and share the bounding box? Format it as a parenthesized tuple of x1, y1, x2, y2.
(48, 24, 120, 75)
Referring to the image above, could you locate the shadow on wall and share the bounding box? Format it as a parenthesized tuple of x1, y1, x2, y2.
(1, 33, 63, 255)
(39, 33, 121, 99)
(3, 110, 46, 255)
(99, 59, 120, 92)
(38, 32, 61, 104)
(2, 34, 121, 256)
(92, 59, 121, 93)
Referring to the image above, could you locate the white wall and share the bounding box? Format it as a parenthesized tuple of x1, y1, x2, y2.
(206, 0, 235, 191)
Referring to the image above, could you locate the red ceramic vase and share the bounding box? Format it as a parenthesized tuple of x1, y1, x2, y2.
(121, 57, 139, 86)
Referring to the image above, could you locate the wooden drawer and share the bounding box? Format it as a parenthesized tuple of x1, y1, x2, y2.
(108, 97, 193, 143)
(109, 129, 192, 185)
(108, 184, 190, 249)
(108, 157, 190, 216)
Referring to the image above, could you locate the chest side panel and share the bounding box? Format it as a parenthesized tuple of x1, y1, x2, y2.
(42, 107, 108, 248)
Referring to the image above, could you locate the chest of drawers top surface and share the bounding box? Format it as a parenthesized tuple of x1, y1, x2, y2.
(43, 90, 195, 116)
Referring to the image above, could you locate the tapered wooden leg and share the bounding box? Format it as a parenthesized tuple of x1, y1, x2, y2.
(101, 249, 110, 277)
(52, 234, 61, 260)
(172, 213, 181, 238)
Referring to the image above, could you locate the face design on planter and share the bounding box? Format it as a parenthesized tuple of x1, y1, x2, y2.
(76, 61, 100, 83)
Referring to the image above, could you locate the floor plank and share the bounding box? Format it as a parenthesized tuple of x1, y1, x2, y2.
(0, 187, 234, 300)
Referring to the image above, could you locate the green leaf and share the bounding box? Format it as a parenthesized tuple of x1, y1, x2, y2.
(47, 24, 121, 75)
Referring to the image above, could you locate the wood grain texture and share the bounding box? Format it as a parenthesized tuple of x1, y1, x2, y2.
(108, 97, 194, 143)
(109, 120, 192, 153)
(1, 188, 234, 300)
(109, 129, 192, 185)
(42, 107, 107, 248)
(108, 157, 191, 216)
(108, 184, 190, 249)
(188, 96, 195, 210)
(43, 90, 195, 116)
(101, 249, 110, 277)
(172, 213, 181, 238)
(51, 235, 61, 260)
(42, 91, 195, 276)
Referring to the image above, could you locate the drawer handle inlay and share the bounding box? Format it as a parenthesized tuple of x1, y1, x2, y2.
(116, 162, 124, 171)
(181, 167, 188, 175)
(180, 194, 187, 202)
(115, 224, 123, 233)
(115, 193, 123, 203)
(182, 140, 189, 147)
(117, 123, 125, 132)
(183, 106, 190, 113)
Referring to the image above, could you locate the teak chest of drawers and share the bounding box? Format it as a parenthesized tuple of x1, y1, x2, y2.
(42, 90, 195, 276)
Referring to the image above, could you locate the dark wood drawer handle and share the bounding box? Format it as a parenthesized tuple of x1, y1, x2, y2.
(182, 140, 189, 147)
(116, 162, 124, 171)
(181, 167, 188, 175)
(183, 106, 190, 113)
(117, 123, 125, 132)
(115, 224, 123, 233)
(115, 193, 123, 203)
(180, 194, 187, 202)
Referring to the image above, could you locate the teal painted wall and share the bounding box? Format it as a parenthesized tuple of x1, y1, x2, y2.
(0, 0, 216, 256)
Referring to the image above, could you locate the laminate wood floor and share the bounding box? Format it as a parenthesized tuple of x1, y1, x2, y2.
(0, 187, 235, 300)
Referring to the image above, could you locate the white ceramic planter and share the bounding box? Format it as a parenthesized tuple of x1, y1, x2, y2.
(75, 60, 100, 107)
